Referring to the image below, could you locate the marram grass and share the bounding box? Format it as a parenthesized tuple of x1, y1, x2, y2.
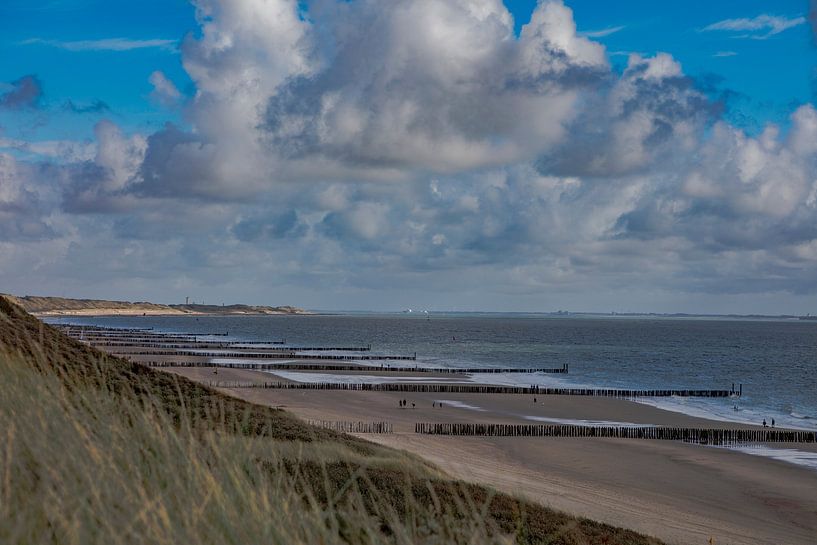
(0, 353, 501, 545)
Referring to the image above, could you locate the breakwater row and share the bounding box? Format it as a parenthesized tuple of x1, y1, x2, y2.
(307, 420, 393, 433)
(123, 350, 416, 361)
(203, 381, 735, 397)
(143, 361, 566, 373)
(89, 342, 356, 350)
(414, 423, 815, 444)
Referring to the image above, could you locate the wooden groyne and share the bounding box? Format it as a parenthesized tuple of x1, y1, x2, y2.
(78, 334, 200, 342)
(54, 326, 153, 332)
(56, 326, 222, 337)
(204, 340, 288, 345)
(142, 361, 566, 373)
(88, 342, 249, 349)
(201, 381, 736, 397)
(122, 350, 417, 361)
(414, 423, 816, 445)
(57, 326, 284, 343)
(307, 421, 393, 434)
(80, 337, 289, 346)
(89, 342, 367, 351)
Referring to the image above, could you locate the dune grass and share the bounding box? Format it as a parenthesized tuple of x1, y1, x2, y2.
(0, 296, 663, 545)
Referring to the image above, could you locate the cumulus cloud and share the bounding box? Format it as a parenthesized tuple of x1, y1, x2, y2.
(4, 0, 817, 312)
(0, 137, 96, 162)
(61, 120, 147, 213)
(148, 71, 181, 106)
(0, 153, 58, 241)
(702, 14, 806, 39)
(0, 75, 43, 109)
(537, 52, 716, 177)
(259, 0, 607, 174)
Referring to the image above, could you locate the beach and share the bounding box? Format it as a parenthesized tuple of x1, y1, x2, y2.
(164, 366, 817, 545)
(51, 316, 817, 545)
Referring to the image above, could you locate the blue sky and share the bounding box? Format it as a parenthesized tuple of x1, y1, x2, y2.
(2, 0, 812, 142)
(1, 1, 817, 313)
(0, 0, 195, 140)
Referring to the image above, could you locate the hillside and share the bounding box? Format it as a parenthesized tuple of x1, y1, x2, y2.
(2, 294, 307, 316)
(0, 295, 663, 545)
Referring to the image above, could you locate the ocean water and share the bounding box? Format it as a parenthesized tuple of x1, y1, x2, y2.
(47, 313, 817, 431)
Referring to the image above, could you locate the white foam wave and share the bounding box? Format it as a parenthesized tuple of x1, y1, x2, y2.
(466, 372, 596, 389)
(212, 358, 299, 364)
(266, 371, 464, 384)
(522, 415, 657, 427)
(725, 446, 817, 472)
(434, 400, 487, 411)
(635, 397, 817, 432)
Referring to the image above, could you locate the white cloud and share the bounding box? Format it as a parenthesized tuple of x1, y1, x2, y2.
(60, 121, 147, 213)
(0, 137, 95, 162)
(148, 71, 181, 106)
(0, 153, 61, 241)
(22, 37, 177, 52)
(579, 25, 625, 38)
(702, 14, 806, 39)
(255, 0, 607, 176)
(4, 0, 817, 312)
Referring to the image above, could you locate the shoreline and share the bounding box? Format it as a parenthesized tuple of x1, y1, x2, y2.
(163, 366, 817, 545)
(256, 368, 816, 433)
(53, 311, 815, 433)
(45, 312, 817, 544)
(37, 309, 311, 317)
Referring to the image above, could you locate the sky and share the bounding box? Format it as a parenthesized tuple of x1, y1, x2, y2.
(1, 0, 817, 314)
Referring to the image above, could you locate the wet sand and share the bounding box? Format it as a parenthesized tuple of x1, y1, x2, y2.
(166, 367, 817, 545)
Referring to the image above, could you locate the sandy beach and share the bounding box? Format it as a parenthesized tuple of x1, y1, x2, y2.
(33, 309, 303, 316)
(34, 309, 192, 316)
(166, 366, 817, 545)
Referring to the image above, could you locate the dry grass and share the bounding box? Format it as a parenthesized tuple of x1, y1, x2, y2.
(0, 296, 664, 545)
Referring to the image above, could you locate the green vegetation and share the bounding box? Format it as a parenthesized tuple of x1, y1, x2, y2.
(0, 296, 663, 544)
(1, 294, 306, 315)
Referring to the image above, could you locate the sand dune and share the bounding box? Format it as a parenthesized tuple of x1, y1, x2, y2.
(3, 294, 307, 316)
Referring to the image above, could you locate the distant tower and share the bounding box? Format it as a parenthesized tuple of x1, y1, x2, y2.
(185, 296, 189, 305)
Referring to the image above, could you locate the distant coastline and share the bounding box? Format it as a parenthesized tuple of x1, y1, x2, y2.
(2, 294, 309, 317)
(8, 293, 815, 320)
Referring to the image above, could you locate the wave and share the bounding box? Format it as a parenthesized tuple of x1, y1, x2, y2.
(726, 446, 817, 472)
(435, 400, 487, 411)
(523, 415, 658, 428)
(466, 370, 817, 432)
(266, 371, 465, 384)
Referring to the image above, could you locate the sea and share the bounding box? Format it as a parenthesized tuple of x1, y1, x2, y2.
(47, 312, 817, 432)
